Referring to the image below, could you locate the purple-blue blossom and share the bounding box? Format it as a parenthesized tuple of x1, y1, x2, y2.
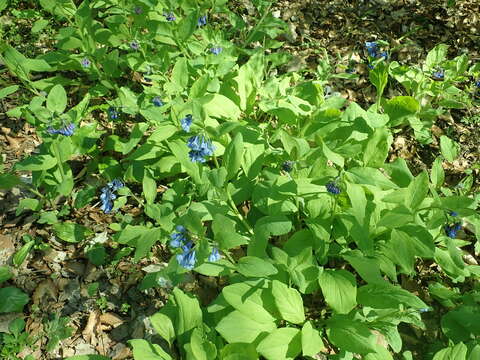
(326, 181, 341, 195)
(170, 225, 187, 248)
(444, 223, 461, 238)
(99, 179, 124, 214)
(47, 123, 76, 136)
(208, 247, 221, 262)
(365, 41, 378, 57)
(130, 40, 140, 50)
(177, 241, 196, 270)
(210, 47, 223, 55)
(181, 114, 193, 132)
(432, 69, 445, 81)
(281, 161, 294, 173)
(81, 57, 91, 68)
(197, 15, 207, 27)
(152, 96, 164, 107)
(187, 135, 215, 163)
(163, 11, 176, 21)
(108, 107, 119, 120)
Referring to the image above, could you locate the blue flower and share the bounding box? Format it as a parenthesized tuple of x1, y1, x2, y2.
(163, 11, 176, 21)
(365, 41, 378, 57)
(326, 181, 341, 195)
(152, 96, 164, 107)
(418, 308, 431, 313)
(198, 15, 207, 27)
(378, 51, 388, 61)
(47, 123, 76, 136)
(475, 80, 480, 88)
(176, 241, 196, 270)
(210, 47, 223, 55)
(281, 161, 294, 172)
(108, 107, 119, 120)
(444, 223, 461, 238)
(432, 69, 445, 81)
(81, 57, 91, 68)
(170, 226, 187, 248)
(99, 179, 124, 214)
(208, 247, 221, 262)
(187, 135, 215, 163)
(449, 211, 458, 217)
(130, 40, 140, 50)
(180, 114, 193, 132)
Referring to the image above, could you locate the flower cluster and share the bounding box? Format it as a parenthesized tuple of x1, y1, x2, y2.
(169, 226, 220, 270)
(47, 123, 76, 136)
(152, 96, 164, 107)
(108, 106, 119, 120)
(444, 223, 461, 238)
(281, 161, 294, 173)
(210, 47, 223, 55)
(81, 57, 91, 68)
(432, 69, 445, 81)
(326, 181, 341, 195)
(100, 179, 124, 214)
(181, 114, 193, 132)
(163, 11, 176, 21)
(365, 41, 388, 60)
(130, 40, 140, 51)
(198, 15, 207, 27)
(187, 135, 214, 163)
(475, 79, 480, 88)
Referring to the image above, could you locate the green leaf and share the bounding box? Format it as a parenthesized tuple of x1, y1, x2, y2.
(128, 339, 172, 360)
(0, 173, 21, 189)
(425, 44, 449, 69)
(357, 282, 428, 309)
(13, 241, 35, 267)
(271, 280, 305, 324)
(405, 171, 429, 210)
(176, 11, 198, 41)
(47, 84, 67, 114)
(432, 342, 468, 360)
(440, 135, 459, 162)
(0, 0, 8, 13)
(150, 312, 175, 346)
(318, 269, 357, 314)
(172, 287, 203, 347)
(431, 157, 445, 188)
(14, 154, 57, 171)
(441, 307, 480, 343)
(236, 256, 278, 278)
(224, 132, 244, 181)
(369, 61, 389, 99)
(212, 214, 249, 250)
(216, 310, 276, 344)
(0, 266, 13, 284)
(0, 287, 30, 313)
(326, 315, 377, 355)
(222, 282, 275, 324)
(32, 19, 49, 33)
(171, 57, 189, 90)
(221, 343, 259, 360)
(0, 85, 19, 99)
(198, 94, 241, 120)
(343, 250, 383, 284)
(143, 169, 157, 204)
(384, 96, 419, 126)
(189, 327, 217, 360)
(53, 222, 92, 243)
(301, 321, 324, 357)
(256, 327, 302, 360)
(364, 345, 394, 360)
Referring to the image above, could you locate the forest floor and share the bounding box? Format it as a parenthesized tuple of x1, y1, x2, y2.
(0, 0, 479, 359)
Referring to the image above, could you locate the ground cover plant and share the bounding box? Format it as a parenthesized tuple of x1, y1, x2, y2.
(0, 0, 480, 359)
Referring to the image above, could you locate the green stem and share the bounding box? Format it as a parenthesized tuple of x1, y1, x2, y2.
(242, 3, 272, 47)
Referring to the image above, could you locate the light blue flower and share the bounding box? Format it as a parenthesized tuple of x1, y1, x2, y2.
(187, 135, 215, 163)
(210, 47, 223, 55)
(152, 96, 164, 107)
(47, 123, 76, 136)
(208, 247, 221, 262)
(198, 15, 207, 27)
(180, 114, 193, 132)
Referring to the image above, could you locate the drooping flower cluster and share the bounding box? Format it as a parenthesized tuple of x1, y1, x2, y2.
(281, 161, 294, 173)
(444, 223, 461, 239)
(197, 15, 207, 27)
(81, 57, 91, 68)
(180, 114, 193, 132)
(169, 226, 220, 270)
(187, 135, 214, 163)
(365, 41, 388, 69)
(47, 123, 76, 136)
(100, 179, 124, 214)
(210, 47, 223, 55)
(108, 106, 119, 120)
(326, 181, 341, 195)
(475, 80, 480, 88)
(152, 96, 164, 107)
(432, 69, 445, 81)
(163, 11, 176, 21)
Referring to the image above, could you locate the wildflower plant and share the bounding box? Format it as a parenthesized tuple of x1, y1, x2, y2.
(1, 1, 479, 360)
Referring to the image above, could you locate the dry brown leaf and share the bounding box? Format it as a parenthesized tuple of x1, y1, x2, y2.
(82, 309, 100, 345)
(32, 278, 58, 305)
(100, 313, 124, 328)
